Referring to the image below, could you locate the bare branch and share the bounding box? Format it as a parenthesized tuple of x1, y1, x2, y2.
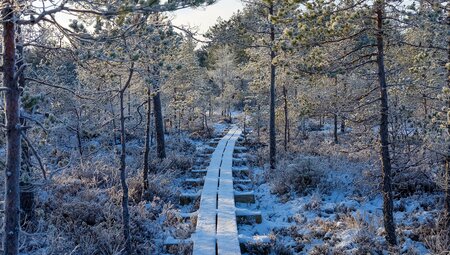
(21, 132, 47, 180)
(25, 77, 94, 100)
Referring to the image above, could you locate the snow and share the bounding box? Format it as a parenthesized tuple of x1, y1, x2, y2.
(180, 189, 202, 198)
(232, 166, 250, 171)
(236, 154, 438, 254)
(213, 122, 229, 136)
(235, 208, 261, 217)
(217, 127, 242, 255)
(238, 234, 271, 243)
(192, 126, 241, 255)
(234, 190, 255, 196)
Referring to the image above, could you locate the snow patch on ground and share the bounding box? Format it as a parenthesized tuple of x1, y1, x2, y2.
(238, 155, 439, 254)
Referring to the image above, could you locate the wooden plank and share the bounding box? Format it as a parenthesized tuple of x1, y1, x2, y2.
(185, 177, 205, 187)
(192, 126, 239, 255)
(180, 190, 201, 205)
(234, 191, 255, 203)
(235, 208, 262, 224)
(217, 127, 242, 255)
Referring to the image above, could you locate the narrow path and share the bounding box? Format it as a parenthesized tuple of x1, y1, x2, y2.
(192, 126, 242, 255)
(217, 128, 242, 255)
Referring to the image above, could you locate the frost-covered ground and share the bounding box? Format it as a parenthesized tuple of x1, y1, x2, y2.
(2, 118, 445, 254)
(238, 154, 441, 254)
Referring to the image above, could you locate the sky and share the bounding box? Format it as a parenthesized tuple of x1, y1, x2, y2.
(170, 0, 243, 34)
(52, 0, 243, 43)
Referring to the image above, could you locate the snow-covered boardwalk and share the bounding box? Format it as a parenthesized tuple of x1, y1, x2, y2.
(192, 126, 242, 255)
(217, 128, 242, 255)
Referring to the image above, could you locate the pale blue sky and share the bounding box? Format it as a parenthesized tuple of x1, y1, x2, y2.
(53, 0, 243, 37)
(170, 0, 243, 34)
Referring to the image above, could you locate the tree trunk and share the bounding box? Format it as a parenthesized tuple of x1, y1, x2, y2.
(127, 89, 131, 116)
(75, 108, 83, 157)
(19, 138, 33, 228)
(375, 0, 397, 245)
(333, 76, 339, 144)
(243, 111, 247, 142)
(341, 80, 347, 134)
(283, 84, 289, 151)
(209, 96, 213, 118)
(269, 3, 277, 169)
(422, 94, 428, 117)
(110, 92, 118, 154)
(178, 109, 182, 135)
(301, 117, 307, 139)
(151, 65, 166, 159)
(3, 3, 21, 254)
(204, 114, 209, 131)
(334, 113, 338, 144)
(16, 26, 34, 228)
(143, 90, 151, 199)
(257, 103, 261, 143)
(201, 112, 205, 130)
(221, 79, 225, 117)
(119, 65, 134, 254)
(445, 7, 450, 219)
(150, 110, 154, 147)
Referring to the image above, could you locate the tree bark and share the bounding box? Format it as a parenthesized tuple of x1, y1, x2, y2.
(341, 81, 347, 134)
(178, 108, 182, 135)
(243, 111, 247, 141)
(74, 108, 83, 157)
(257, 103, 261, 143)
(422, 94, 428, 117)
(283, 84, 289, 151)
(445, 6, 450, 218)
(204, 114, 209, 131)
(16, 25, 34, 228)
(127, 89, 131, 116)
(3, 2, 21, 254)
(119, 64, 134, 254)
(375, 0, 397, 245)
(152, 66, 166, 159)
(110, 92, 119, 156)
(333, 76, 339, 144)
(269, 2, 277, 169)
(334, 113, 339, 144)
(143, 89, 151, 199)
(209, 95, 213, 118)
(150, 110, 154, 147)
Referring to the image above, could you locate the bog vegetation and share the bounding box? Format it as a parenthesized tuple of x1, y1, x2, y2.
(0, 0, 449, 254)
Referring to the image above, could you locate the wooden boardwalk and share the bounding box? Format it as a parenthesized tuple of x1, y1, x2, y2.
(217, 128, 242, 255)
(191, 126, 242, 255)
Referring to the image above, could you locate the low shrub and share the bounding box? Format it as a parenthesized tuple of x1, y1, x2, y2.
(269, 157, 324, 196)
